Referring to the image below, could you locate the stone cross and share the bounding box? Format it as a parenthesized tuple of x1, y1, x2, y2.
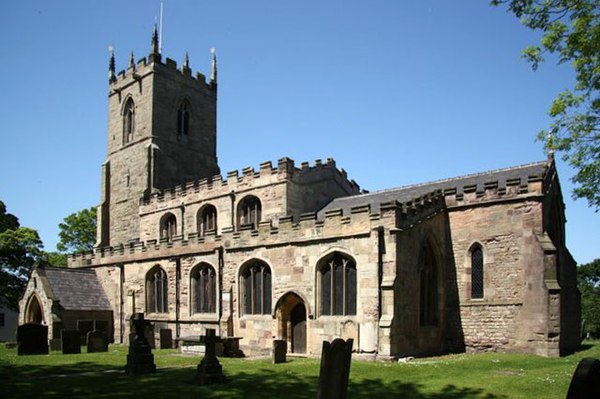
(125, 313, 156, 375)
(196, 329, 227, 385)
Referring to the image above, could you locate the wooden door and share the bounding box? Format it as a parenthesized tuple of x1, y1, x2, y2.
(291, 303, 306, 353)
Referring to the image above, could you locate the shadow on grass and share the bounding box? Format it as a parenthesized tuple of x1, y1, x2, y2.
(1, 361, 506, 399)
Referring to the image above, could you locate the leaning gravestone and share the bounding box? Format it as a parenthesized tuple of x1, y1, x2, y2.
(160, 328, 173, 349)
(61, 330, 81, 354)
(317, 338, 353, 399)
(17, 324, 49, 356)
(196, 329, 227, 385)
(273, 339, 287, 364)
(87, 330, 109, 353)
(565, 357, 600, 399)
(125, 313, 156, 375)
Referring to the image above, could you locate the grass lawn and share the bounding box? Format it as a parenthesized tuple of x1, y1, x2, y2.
(0, 341, 598, 398)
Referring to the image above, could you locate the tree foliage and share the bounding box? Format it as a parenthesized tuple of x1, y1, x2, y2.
(492, 0, 600, 210)
(57, 206, 97, 253)
(578, 258, 600, 337)
(0, 201, 44, 310)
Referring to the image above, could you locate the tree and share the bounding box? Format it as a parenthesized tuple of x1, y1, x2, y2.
(492, 0, 600, 210)
(57, 206, 97, 253)
(578, 258, 600, 338)
(0, 201, 44, 310)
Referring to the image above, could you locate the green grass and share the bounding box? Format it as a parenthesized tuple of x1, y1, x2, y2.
(1, 342, 598, 398)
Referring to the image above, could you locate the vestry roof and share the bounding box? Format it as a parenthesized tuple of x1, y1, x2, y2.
(42, 266, 112, 311)
(318, 160, 548, 218)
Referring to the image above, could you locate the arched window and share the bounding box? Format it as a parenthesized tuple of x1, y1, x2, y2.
(471, 245, 484, 299)
(147, 266, 168, 313)
(419, 242, 438, 326)
(191, 263, 216, 313)
(237, 196, 261, 230)
(123, 98, 135, 144)
(240, 260, 271, 315)
(318, 252, 357, 316)
(160, 213, 177, 241)
(198, 205, 217, 236)
(177, 101, 190, 138)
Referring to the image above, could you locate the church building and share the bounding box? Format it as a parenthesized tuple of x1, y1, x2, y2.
(20, 30, 581, 358)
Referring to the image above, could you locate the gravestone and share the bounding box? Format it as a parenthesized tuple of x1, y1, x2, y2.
(49, 338, 62, 352)
(87, 330, 109, 353)
(273, 339, 287, 364)
(160, 329, 173, 349)
(61, 330, 81, 354)
(17, 324, 49, 355)
(125, 313, 156, 375)
(196, 329, 227, 385)
(317, 338, 353, 399)
(565, 357, 600, 399)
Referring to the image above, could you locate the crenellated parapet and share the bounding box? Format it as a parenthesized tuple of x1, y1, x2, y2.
(140, 157, 360, 207)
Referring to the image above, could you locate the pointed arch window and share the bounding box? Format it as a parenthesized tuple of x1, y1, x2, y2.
(419, 242, 438, 326)
(146, 266, 168, 313)
(123, 98, 135, 144)
(237, 196, 261, 230)
(160, 213, 177, 241)
(318, 252, 356, 316)
(177, 101, 190, 138)
(198, 205, 217, 236)
(240, 260, 271, 315)
(191, 263, 216, 313)
(471, 245, 484, 299)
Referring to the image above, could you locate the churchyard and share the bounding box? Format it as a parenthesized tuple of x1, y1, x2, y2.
(0, 340, 598, 398)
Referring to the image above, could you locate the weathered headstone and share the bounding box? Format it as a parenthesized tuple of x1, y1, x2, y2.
(87, 330, 109, 353)
(160, 328, 173, 349)
(273, 339, 287, 364)
(196, 329, 227, 385)
(17, 324, 49, 356)
(565, 357, 600, 399)
(125, 313, 156, 375)
(317, 338, 353, 399)
(61, 330, 81, 354)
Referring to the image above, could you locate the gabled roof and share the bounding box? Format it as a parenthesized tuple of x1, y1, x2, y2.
(318, 161, 548, 218)
(41, 266, 112, 311)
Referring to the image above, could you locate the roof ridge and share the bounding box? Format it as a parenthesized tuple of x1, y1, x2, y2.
(340, 160, 547, 202)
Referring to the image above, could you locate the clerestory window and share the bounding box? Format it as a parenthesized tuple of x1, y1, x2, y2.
(198, 205, 217, 236)
(237, 196, 261, 230)
(160, 213, 177, 241)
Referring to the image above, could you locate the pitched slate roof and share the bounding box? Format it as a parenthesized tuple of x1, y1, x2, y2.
(42, 266, 112, 311)
(318, 161, 548, 218)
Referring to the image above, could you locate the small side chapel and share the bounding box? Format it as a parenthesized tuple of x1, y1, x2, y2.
(20, 29, 581, 358)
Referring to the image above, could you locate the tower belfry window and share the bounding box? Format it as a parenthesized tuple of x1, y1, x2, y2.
(123, 98, 135, 144)
(177, 102, 190, 138)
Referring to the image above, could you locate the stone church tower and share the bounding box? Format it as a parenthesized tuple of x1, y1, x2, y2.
(97, 27, 220, 247)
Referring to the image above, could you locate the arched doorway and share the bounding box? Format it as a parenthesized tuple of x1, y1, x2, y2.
(275, 292, 307, 354)
(26, 295, 44, 324)
(290, 302, 306, 353)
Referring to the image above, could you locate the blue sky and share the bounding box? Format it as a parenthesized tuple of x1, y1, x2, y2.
(0, 1, 598, 264)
